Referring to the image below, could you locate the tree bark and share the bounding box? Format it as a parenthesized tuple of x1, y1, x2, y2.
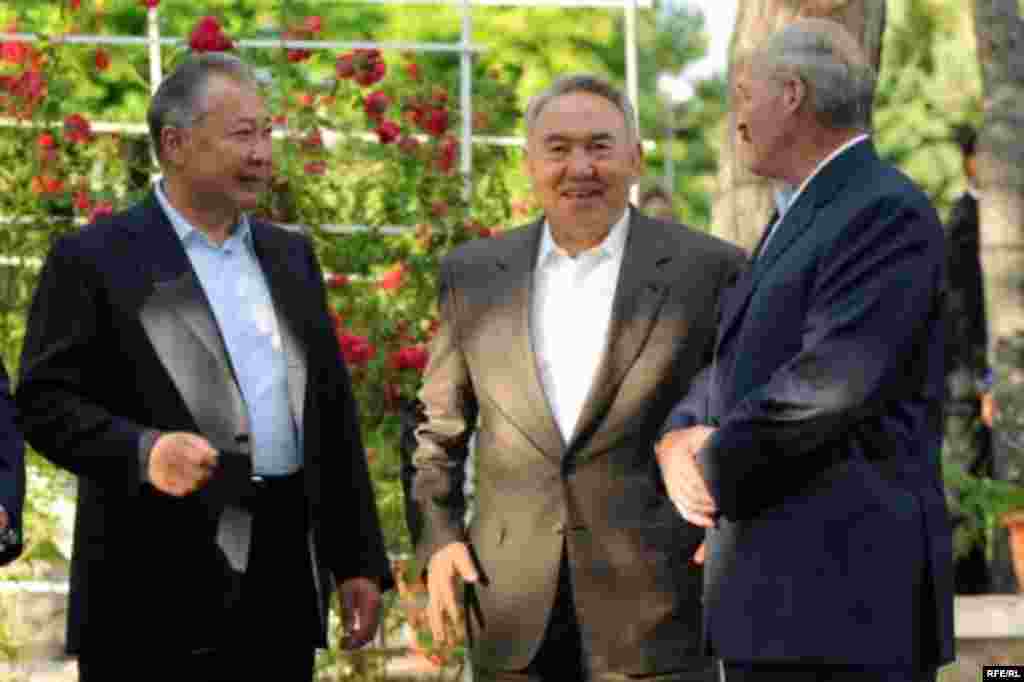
(972, 0, 1024, 341)
(712, 0, 887, 250)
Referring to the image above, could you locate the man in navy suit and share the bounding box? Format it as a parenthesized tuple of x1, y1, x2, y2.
(17, 54, 392, 681)
(656, 19, 955, 682)
(0, 359, 25, 566)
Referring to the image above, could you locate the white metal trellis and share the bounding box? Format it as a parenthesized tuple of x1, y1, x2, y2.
(0, 0, 649, 216)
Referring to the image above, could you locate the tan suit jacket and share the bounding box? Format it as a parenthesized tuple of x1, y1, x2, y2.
(411, 208, 744, 675)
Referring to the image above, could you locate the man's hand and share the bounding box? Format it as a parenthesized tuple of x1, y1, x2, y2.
(655, 426, 717, 528)
(339, 576, 383, 649)
(148, 432, 218, 496)
(425, 541, 478, 646)
(981, 391, 998, 428)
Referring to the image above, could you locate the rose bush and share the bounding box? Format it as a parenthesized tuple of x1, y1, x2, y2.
(0, 4, 522, 677)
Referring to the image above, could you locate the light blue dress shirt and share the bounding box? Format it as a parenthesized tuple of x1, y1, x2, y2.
(154, 183, 301, 475)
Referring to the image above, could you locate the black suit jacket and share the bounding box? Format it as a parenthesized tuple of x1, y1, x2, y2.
(411, 210, 744, 674)
(16, 193, 392, 654)
(664, 141, 956, 667)
(0, 360, 25, 565)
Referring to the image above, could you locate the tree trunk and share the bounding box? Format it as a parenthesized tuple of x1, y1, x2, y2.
(972, 0, 1024, 341)
(711, 0, 887, 250)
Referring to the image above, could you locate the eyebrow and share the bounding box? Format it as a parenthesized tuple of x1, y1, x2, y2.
(541, 132, 616, 145)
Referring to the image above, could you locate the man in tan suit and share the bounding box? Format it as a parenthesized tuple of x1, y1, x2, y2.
(409, 74, 744, 682)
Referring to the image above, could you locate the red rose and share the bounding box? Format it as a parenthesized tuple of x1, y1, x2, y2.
(303, 16, 323, 33)
(430, 200, 448, 217)
(301, 128, 323, 149)
(338, 332, 375, 367)
(296, 92, 315, 108)
(63, 114, 93, 144)
(287, 48, 312, 63)
(434, 137, 458, 174)
(363, 91, 391, 120)
(36, 133, 55, 150)
(140, 0, 161, 7)
(12, 70, 46, 102)
(0, 41, 28, 65)
(31, 175, 63, 195)
(272, 114, 287, 127)
(326, 273, 349, 288)
(353, 49, 386, 87)
(70, 0, 82, 9)
(379, 264, 405, 291)
(376, 120, 401, 145)
(189, 16, 234, 53)
(397, 135, 420, 155)
(390, 345, 429, 372)
(94, 49, 111, 71)
(335, 53, 355, 80)
(88, 201, 114, 222)
(304, 161, 327, 176)
(404, 62, 420, 81)
(73, 191, 92, 212)
(421, 108, 449, 137)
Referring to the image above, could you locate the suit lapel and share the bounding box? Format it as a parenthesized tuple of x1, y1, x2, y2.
(250, 221, 308, 431)
(131, 194, 249, 453)
(568, 210, 672, 453)
(490, 222, 566, 461)
(715, 140, 875, 350)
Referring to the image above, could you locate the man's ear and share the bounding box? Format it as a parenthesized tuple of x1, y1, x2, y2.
(783, 76, 806, 116)
(160, 127, 186, 167)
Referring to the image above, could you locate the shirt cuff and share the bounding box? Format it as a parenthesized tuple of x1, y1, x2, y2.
(139, 429, 162, 485)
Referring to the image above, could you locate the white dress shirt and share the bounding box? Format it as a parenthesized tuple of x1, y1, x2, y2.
(762, 133, 871, 257)
(531, 209, 630, 442)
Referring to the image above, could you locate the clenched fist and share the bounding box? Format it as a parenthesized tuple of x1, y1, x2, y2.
(148, 432, 219, 496)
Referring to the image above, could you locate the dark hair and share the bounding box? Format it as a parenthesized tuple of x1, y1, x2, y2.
(953, 123, 977, 157)
(147, 53, 258, 160)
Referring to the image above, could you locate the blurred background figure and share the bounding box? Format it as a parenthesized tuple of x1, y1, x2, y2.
(942, 123, 994, 595)
(639, 184, 677, 221)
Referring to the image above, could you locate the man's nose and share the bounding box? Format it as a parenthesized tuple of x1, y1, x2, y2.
(249, 136, 273, 164)
(566, 147, 597, 176)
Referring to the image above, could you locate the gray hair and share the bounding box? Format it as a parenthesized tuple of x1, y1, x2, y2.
(147, 53, 259, 160)
(747, 18, 876, 130)
(525, 73, 639, 142)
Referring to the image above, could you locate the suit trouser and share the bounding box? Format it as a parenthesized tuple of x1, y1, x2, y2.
(78, 470, 320, 682)
(721, 662, 938, 682)
(474, 546, 717, 682)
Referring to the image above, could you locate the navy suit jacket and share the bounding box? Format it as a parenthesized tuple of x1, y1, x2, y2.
(16, 193, 392, 654)
(663, 141, 955, 667)
(0, 359, 25, 565)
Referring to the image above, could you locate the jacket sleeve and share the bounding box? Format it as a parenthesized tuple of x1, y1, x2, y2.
(698, 197, 945, 521)
(410, 257, 477, 572)
(16, 234, 148, 490)
(303, 237, 394, 592)
(0, 360, 25, 565)
(659, 245, 746, 439)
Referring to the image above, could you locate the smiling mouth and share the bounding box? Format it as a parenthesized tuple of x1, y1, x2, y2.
(562, 188, 602, 199)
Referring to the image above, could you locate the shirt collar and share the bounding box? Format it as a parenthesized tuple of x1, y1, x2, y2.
(538, 206, 631, 267)
(154, 179, 253, 251)
(775, 133, 870, 218)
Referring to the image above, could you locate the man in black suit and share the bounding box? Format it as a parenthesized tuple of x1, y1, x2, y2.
(0, 359, 25, 566)
(657, 19, 955, 682)
(942, 124, 994, 594)
(16, 53, 392, 682)
(410, 73, 744, 681)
